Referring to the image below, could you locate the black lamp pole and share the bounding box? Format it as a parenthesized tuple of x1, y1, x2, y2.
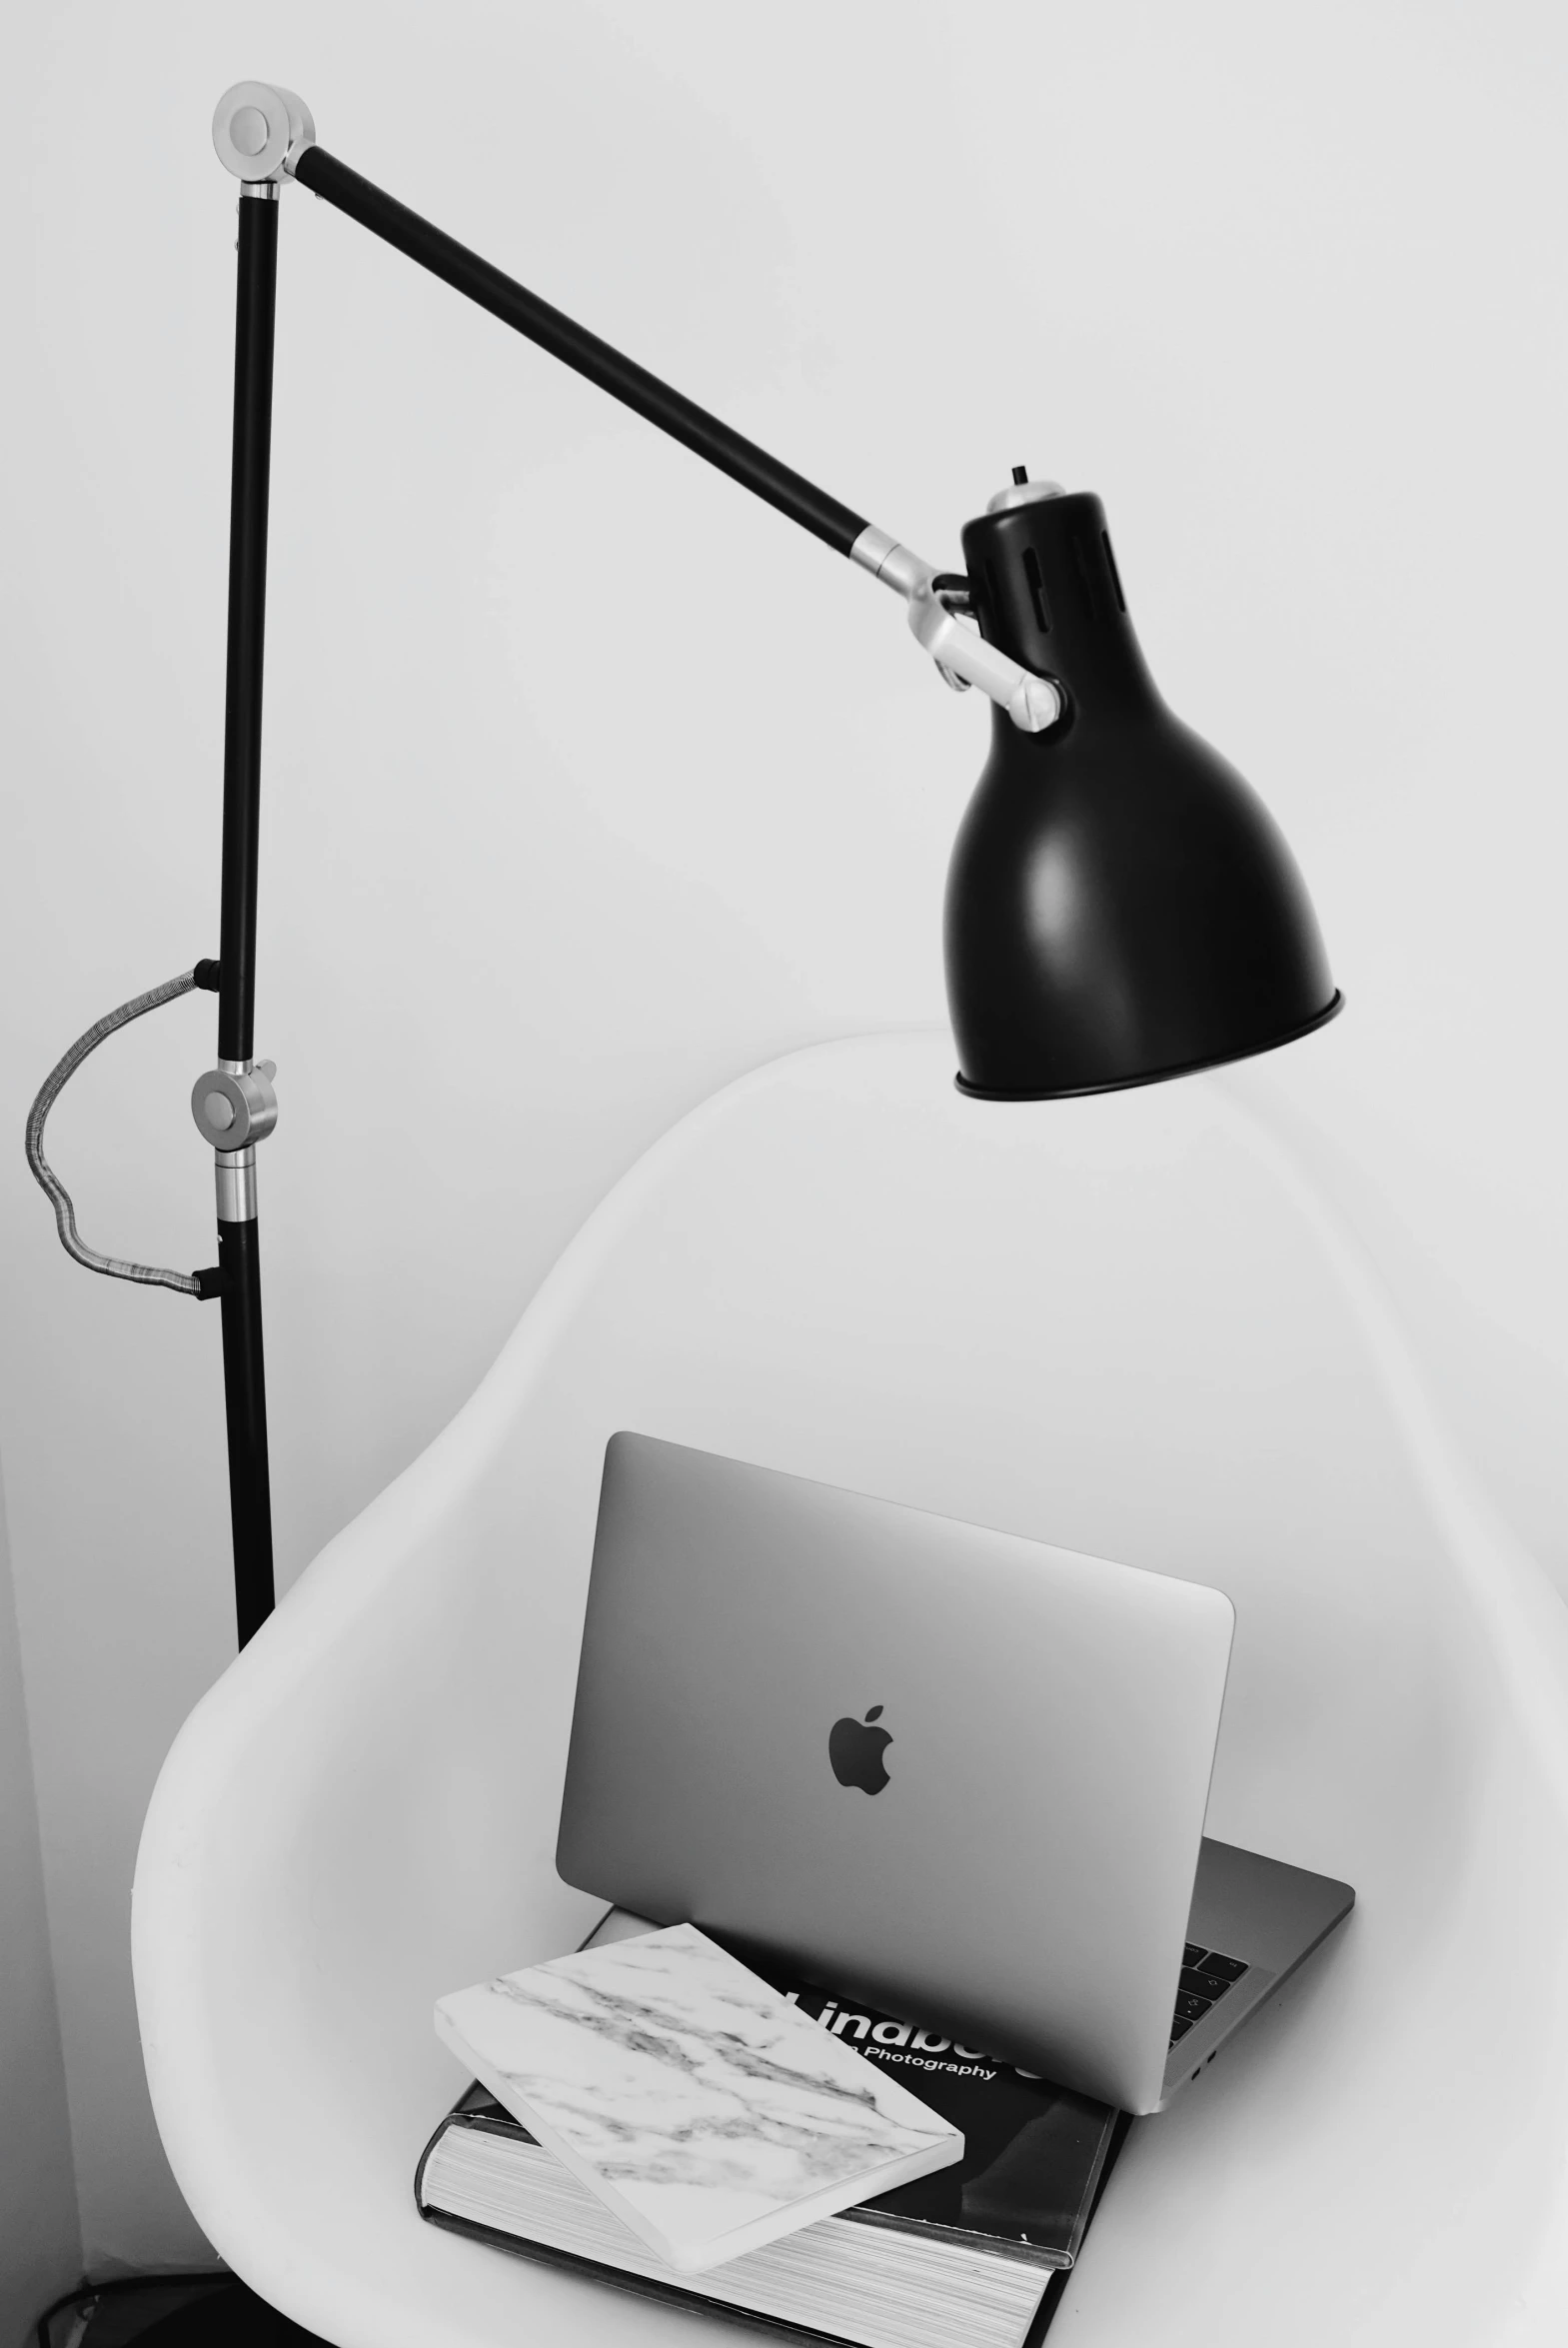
(214, 186, 280, 1646)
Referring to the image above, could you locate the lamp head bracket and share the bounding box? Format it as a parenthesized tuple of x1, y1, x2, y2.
(850, 526, 1062, 734)
(212, 83, 316, 186)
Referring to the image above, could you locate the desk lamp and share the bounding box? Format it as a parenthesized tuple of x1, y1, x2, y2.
(27, 81, 1340, 1653)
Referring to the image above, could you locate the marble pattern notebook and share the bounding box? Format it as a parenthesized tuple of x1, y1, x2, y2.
(434, 1921, 963, 2272)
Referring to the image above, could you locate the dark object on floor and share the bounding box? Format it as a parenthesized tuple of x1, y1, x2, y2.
(37, 2275, 329, 2348)
(99, 2282, 327, 2346)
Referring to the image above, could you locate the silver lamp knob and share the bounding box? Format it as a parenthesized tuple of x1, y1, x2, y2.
(212, 82, 316, 184)
(191, 1062, 278, 1151)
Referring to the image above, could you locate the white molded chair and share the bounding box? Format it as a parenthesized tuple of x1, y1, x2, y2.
(134, 1030, 1568, 2346)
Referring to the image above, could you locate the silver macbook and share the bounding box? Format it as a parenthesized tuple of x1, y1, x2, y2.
(556, 1433, 1353, 2115)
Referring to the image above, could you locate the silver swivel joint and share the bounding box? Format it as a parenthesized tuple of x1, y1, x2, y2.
(192, 1062, 278, 1224)
(211, 83, 316, 191)
(849, 525, 1062, 733)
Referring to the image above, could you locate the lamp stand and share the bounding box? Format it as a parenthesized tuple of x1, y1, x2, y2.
(27, 74, 1333, 1664)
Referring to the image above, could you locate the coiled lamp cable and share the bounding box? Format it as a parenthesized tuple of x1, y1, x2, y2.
(26, 964, 222, 1298)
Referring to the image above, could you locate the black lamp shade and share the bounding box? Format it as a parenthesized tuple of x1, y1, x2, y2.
(945, 492, 1340, 1100)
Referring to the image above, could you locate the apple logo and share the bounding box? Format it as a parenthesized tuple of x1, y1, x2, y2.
(829, 1704, 892, 1794)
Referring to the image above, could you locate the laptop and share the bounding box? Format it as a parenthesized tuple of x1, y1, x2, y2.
(556, 1432, 1354, 2115)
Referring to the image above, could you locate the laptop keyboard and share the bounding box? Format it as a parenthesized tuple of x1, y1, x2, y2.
(1169, 1943, 1250, 2046)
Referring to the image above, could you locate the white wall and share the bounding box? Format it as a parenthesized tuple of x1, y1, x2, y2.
(4, 0, 1565, 2271)
(0, 1455, 81, 2334)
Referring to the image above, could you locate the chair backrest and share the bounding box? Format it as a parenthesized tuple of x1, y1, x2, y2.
(135, 1030, 1568, 2348)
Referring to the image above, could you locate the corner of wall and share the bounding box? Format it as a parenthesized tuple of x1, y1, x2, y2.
(0, 1438, 83, 2341)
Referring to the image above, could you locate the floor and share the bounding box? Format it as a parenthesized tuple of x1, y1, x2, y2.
(40, 2279, 328, 2348)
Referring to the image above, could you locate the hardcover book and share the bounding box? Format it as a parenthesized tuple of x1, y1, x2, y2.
(421, 1923, 1126, 2348)
(433, 1922, 963, 2272)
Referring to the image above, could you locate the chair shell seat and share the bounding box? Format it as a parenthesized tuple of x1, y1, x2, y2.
(134, 1031, 1568, 2347)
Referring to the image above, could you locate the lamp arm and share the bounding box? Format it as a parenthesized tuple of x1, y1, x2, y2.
(296, 141, 866, 558)
(214, 86, 1059, 732)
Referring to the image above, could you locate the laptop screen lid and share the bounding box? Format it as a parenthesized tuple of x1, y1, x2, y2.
(557, 1433, 1235, 2114)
